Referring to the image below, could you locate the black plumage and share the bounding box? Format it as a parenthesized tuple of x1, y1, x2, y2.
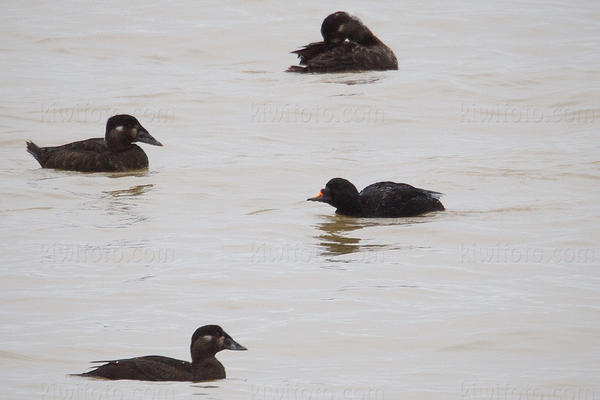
(76, 325, 246, 382)
(288, 11, 398, 73)
(308, 178, 445, 217)
(26, 114, 162, 172)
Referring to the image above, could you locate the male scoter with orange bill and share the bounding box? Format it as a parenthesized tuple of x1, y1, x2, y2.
(308, 178, 444, 217)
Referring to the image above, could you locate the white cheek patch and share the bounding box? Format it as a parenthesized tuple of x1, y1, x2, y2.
(337, 24, 345, 32)
(202, 335, 213, 342)
(115, 126, 124, 132)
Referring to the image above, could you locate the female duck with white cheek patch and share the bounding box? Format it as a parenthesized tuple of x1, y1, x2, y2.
(26, 114, 163, 172)
(76, 325, 246, 382)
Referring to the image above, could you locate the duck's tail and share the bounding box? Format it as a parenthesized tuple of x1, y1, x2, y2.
(425, 190, 444, 200)
(424, 190, 445, 212)
(26, 141, 43, 165)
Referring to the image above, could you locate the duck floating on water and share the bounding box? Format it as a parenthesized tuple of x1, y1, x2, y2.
(26, 114, 162, 172)
(287, 11, 398, 73)
(308, 178, 444, 217)
(76, 325, 246, 382)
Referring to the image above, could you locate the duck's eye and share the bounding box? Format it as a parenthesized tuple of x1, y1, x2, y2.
(115, 126, 124, 132)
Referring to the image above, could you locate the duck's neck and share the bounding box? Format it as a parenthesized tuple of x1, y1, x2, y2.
(105, 131, 135, 152)
(335, 195, 363, 217)
(192, 357, 225, 380)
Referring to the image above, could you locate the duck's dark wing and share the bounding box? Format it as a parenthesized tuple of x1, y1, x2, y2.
(295, 42, 398, 73)
(360, 182, 445, 217)
(79, 356, 192, 381)
(287, 42, 356, 73)
(287, 41, 332, 72)
(27, 138, 110, 170)
(32, 138, 106, 154)
(291, 41, 330, 65)
(26, 138, 149, 172)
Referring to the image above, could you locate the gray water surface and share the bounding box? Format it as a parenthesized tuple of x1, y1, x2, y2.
(1, 1, 599, 399)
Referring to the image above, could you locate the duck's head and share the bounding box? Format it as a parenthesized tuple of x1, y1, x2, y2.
(190, 325, 247, 363)
(105, 114, 162, 151)
(307, 177, 362, 215)
(321, 12, 377, 46)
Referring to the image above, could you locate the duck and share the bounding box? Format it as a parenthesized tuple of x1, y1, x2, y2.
(308, 177, 444, 217)
(76, 325, 246, 382)
(26, 114, 162, 172)
(287, 11, 398, 73)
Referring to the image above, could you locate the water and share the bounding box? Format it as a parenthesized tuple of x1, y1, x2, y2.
(1, 1, 599, 399)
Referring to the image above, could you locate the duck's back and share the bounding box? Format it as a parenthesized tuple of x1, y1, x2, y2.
(81, 356, 194, 381)
(294, 42, 398, 73)
(359, 182, 444, 217)
(27, 138, 149, 172)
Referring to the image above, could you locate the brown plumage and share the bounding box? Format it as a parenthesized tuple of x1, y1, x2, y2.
(288, 11, 398, 73)
(76, 325, 246, 382)
(26, 114, 162, 172)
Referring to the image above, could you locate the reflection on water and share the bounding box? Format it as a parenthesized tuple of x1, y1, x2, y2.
(313, 214, 385, 257)
(99, 184, 154, 228)
(105, 184, 154, 198)
(313, 214, 437, 259)
(319, 74, 385, 86)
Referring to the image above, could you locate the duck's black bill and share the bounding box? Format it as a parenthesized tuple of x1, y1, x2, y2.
(225, 337, 247, 351)
(137, 130, 163, 146)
